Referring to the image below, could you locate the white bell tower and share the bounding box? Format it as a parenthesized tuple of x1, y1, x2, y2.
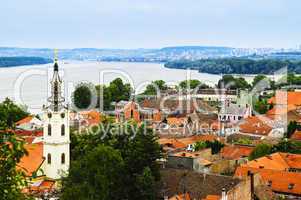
(42, 55, 70, 180)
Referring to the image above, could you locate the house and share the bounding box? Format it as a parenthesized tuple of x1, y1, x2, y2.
(159, 168, 255, 200)
(168, 193, 191, 200)
(115, 100, 162, 123)
(235, 152, 301, 199)
(238, 116, 284, 138)
(220, 145, 254, 164)
(166, 149, 212, 172)
(16, 116, 42, 131)
(218, 103, 251, 123)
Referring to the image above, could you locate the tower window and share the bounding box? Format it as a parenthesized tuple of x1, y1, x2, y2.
(61, 124, 65, 136)
(47, 153, 51, 164)
(131, 110, 134, 118)
(48, 124, 52, 136)
(61, 153, 65, 164)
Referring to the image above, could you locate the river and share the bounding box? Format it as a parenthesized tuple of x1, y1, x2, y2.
(0, 61, 257, 112)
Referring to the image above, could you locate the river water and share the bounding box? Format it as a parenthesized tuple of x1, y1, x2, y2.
(0, 61, 257, 112)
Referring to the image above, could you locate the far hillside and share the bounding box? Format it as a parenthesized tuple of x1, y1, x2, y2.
(0, 57, 52, 67)
(165, 58, 301, 74)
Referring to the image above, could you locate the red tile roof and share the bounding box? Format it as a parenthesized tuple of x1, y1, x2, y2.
(16, 116, 33, 126)
(202, 195, 221, 200)
(268, 91, 301, 106)
(239, 116, 272, 136)
(17, 143, 44, 176)
(169, 193, 191, 200)
(290, 130, 301, 141)
(241, 152, 301, 171)
(220, 145, 254, 160)
(235, 166, 301, 195)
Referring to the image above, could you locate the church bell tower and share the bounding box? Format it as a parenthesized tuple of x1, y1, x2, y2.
(42, 54, 70, 180)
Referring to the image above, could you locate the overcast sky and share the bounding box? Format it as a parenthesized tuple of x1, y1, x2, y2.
(1, 0, 300, 49)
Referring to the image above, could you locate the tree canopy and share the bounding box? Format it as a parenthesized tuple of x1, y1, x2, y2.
(62, 123, 162, 200)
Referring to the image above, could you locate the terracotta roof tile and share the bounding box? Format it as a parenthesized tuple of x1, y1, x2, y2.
(235, 166, 301, 195)
(241, 152, 301, 171)
(169, 193, 191, 200)
(16, 116, 33, 126)
(290, 130, 301, 141)
(220, 145, 254, 160)
(17, 143, 44, 176)
(202, 195, 221, 200)
(239, 116, 272, 136)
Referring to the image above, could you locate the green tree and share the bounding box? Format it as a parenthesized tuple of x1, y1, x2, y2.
(0, 131, 29, 200)
(72, 82, 95, 109)
(179, 79, 209, 90)
(108, 78, 131, 103)
(286, 121, 300, 138)
(61, 145, 125, 200)
(143, 80, 167, 95)
(252, 74, 271, 89)
(253, 98, 270, 114)
(193, 141, 207, 151)
(67, 123, 162, 200)
(0, 98, 28, 128)
(205, 140, 224, 154)
(249, 143, 272, 160)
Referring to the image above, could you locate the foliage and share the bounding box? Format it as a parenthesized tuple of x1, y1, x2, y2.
(253, 98, 271, 114)
(63, 123, 162, 200)
(0, 131, 30, 200)
(165, 58, 301, 74)
(249, 143, 273, 160)
(193, 141, 207, 151)
(205, 140, 224, 154)
(286, 121, 301, 138)
(61, 145, 125, 200)
(72, 82, 94, 109)
(143, 80, 167, 95)
(72, 78, 131, 111)
(236, 138, 252, 145)
(273, 139, 301, 154)
(179, 79, 209, 90)
(217, 75, 250, 90)
(0, 98, 29, 128)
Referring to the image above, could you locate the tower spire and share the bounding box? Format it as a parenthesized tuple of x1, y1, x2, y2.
(54, 49, 59, 72)
(48, 49, 65, 111)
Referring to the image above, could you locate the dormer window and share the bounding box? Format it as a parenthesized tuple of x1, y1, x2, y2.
(288, 183, 295, 190)
(267, 180, 272, 187)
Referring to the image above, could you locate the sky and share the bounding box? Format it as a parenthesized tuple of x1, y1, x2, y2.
(1, 0, 300, 49)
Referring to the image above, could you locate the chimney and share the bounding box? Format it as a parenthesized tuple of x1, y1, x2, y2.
(248, 171, 255, 200)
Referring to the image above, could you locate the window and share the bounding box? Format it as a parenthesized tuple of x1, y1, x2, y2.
(130, 110, 134, 118)
(61, 153, 65, 164)
(61, 124, 65, 136)
(48, 124, 52, 136)
(267, 180, 272, 187)
(47, 153, 51, 164)
(288, 183, 295, 190)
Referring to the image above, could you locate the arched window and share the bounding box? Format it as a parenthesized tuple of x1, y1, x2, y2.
(131, 110, 134, 118)
(61, 124, 65, 136)
(48, 124, 52, 136)
(47, 153, 51, 164)
(61, 153, 65, 164)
